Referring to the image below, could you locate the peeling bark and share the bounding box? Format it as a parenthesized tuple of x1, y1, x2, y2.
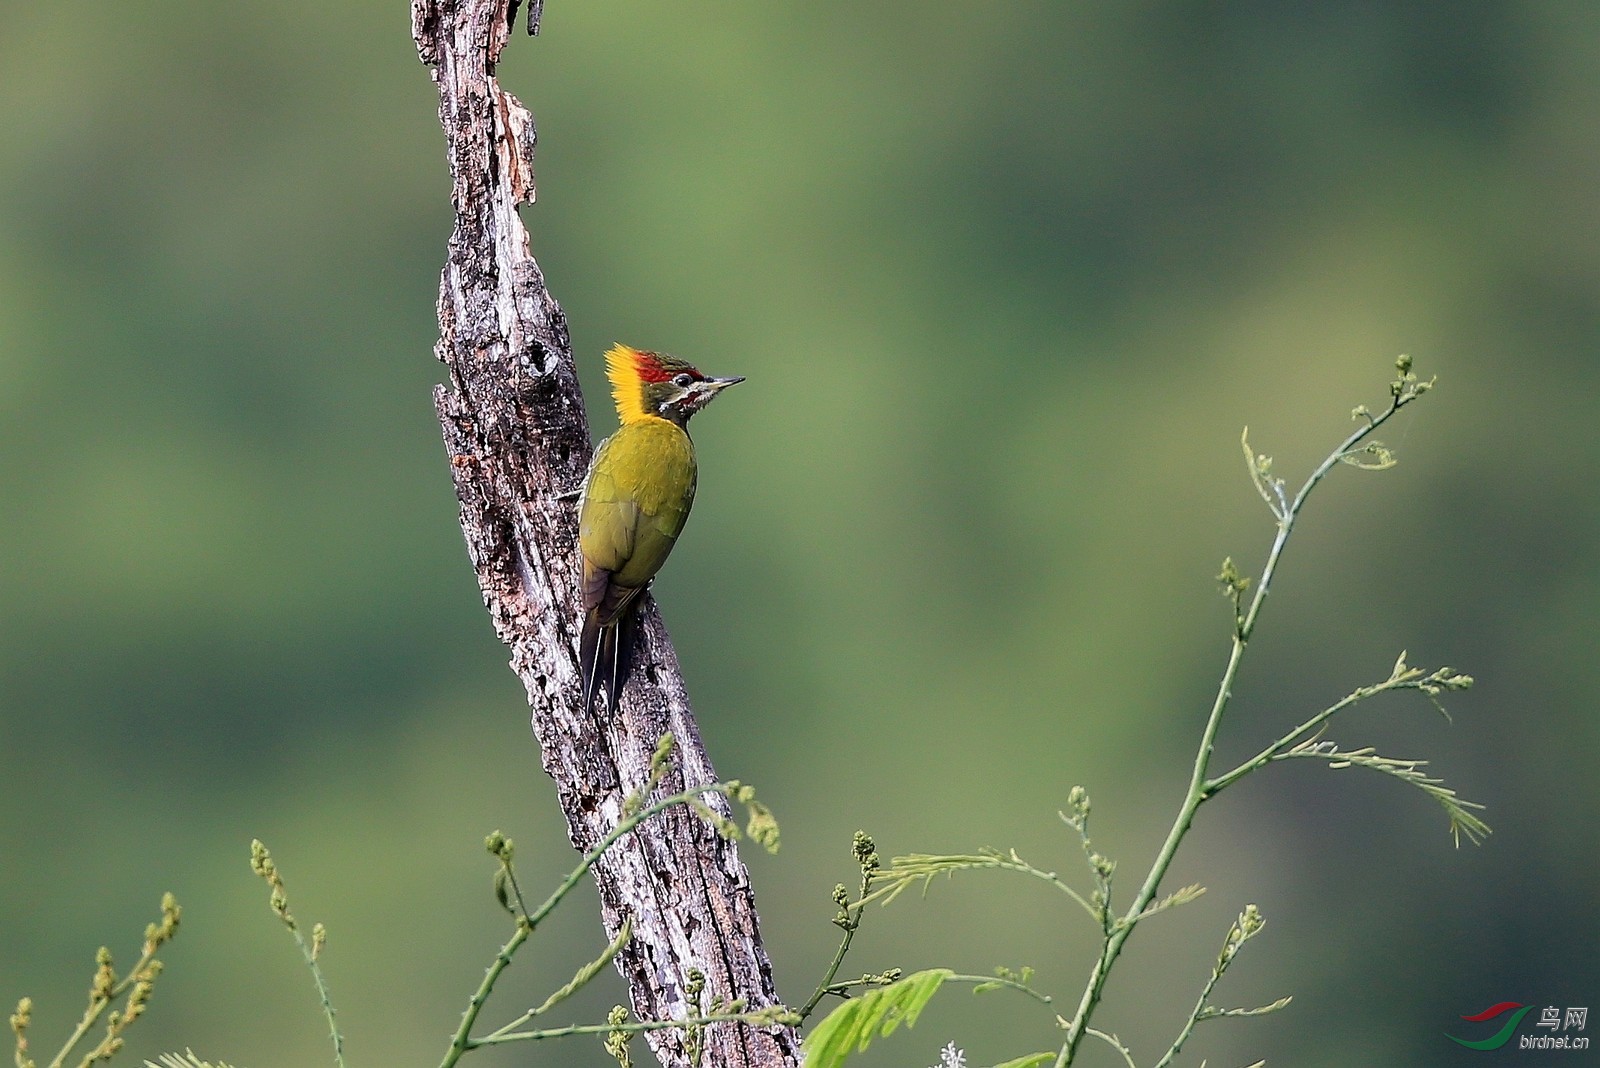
(411, 3, 800, 1065)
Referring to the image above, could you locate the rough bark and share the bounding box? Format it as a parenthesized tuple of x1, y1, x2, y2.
(410, 3, 801, 1065)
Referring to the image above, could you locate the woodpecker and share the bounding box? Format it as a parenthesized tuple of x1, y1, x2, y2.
(577, 343, 743, 711)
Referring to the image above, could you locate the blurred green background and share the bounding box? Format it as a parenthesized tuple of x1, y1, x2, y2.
(3, 3, 1596, 1066)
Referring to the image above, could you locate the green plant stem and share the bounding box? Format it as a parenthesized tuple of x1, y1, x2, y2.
(1207, 677, 1403, 796)
(467, 1010, 788, 1046)
(480, 917, 633, 1041)
(817, 972, 1052, 1006)
(861, 853, 1099, 923)
(47, 1004, 106, 1068)
(47, 946, 163, 1068)
(944, 973, 1054, 1005)
(1053, 637, 1243, 1068)
(797, 910, 862, 1021)
(1085, 1028, 1137, 1068)
(529, 784, 728, 932)
(442, 920, 531, 1066)
(438, 783, 731, 1068)
(1150, 957, 1231, 1068)
(286, 927, 346, 1068)
(1054, 393, 1413, 1067)
(799, 852, 880, 1023)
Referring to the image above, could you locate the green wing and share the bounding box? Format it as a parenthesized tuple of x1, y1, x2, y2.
(578, 420, 698, 593)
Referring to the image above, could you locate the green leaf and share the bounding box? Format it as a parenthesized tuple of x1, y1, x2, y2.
(529, 915, 632, 1018)
(801, 968, 952, 1067)
(989, 1054, 1055, 1068)
(144, 1054, 238, 1068)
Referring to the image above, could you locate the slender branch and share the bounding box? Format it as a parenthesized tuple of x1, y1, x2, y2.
(805, 976, 900, 997)
(1206, 658, 1473, 799)
(511, 915, 634, 1028)
(45, 932, 170, 1068)
(798, 832, 884, 1021)
(1272, 740, 1490, 845)
(798, 913, 863, 1021)
(863, 852, 1100, 924)
(1133, 882, 1206, 922)
(1152, 986, 1220, 1068)
(287, 926, 344, 1068)
(1207, 673, 1408, 796)
(472, 1007, 798, 1046)
(532, 784, 732, 932)
(440, 783, 736, 1068)
(1238, 390, 1414, 643)
(47, 1005, 105, 1068)
(248, 844, 344, 1068)
(946, 973, 1054, 1006)
(1151, 906, 1288, 1068)
(813, 972, 1051, 1007)
(1056, 370, 1427, 1064)
(498, 853, 533, 920)
(1084, 1028, 1137, 1068)
(441, 921, 530, 1067)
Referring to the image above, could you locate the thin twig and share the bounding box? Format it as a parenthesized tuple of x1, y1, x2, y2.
(1085, 1028, 1137, 1068)
(471, 1008, 797, 1046)
(862, 852, 1100, 924)
(798, 845, 879, 1022)
(798, 912, 863, 1021)
(439, 783, 734, 1067)
(1055, 373, 1425, 1064)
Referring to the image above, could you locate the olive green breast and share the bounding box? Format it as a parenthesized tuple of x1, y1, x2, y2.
(578, 417, 698, 589)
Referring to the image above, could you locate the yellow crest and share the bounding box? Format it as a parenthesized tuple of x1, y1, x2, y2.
(605, 343, 653, 423)
(606, 343, 696, 424)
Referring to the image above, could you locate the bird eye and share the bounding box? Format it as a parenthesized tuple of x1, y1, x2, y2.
(672, 373, 694, 388)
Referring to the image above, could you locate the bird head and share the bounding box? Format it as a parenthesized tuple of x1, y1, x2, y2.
(605, 344, 744, 426)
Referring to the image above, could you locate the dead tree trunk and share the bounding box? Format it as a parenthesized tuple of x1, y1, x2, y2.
(410, 3, 801, 1065)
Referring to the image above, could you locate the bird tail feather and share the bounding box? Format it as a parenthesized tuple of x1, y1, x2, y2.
(580, 611, 606, 711)
(580, 602, 640, 713)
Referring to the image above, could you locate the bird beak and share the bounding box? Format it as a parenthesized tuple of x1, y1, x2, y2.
(706, 376, 745, 390)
